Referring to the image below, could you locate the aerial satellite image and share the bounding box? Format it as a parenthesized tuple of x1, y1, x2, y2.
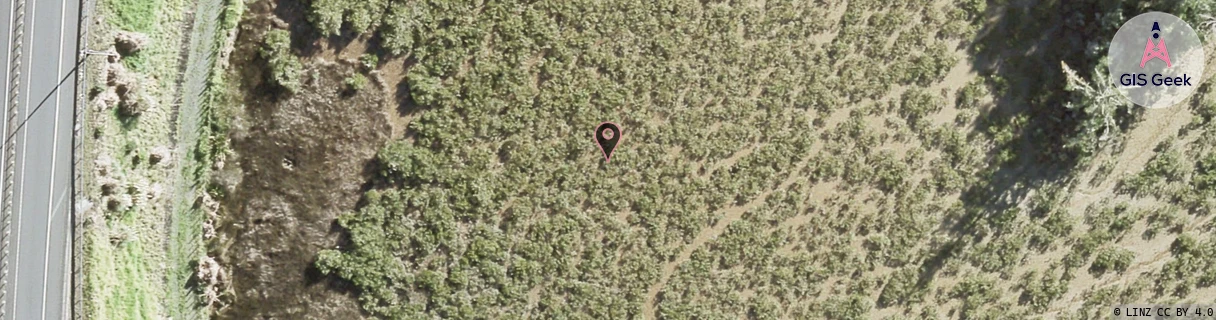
(3, 0, 1216, 319)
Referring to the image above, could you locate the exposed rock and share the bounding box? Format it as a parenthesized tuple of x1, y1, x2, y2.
(108, 226, 128, 245)
(219, 61, 386, 319)
(100, 180, 119, 196)
(93, 89, 119, 111)
(105, 194, 132, 212)
(100, 58, 151, 117)
(280, 157, 294, 170)
(148, 146, 170, 166)
(114, 31, 150, 56)
(269, 16, 289, 29)
(94, 155, 114, 177)
(197, 256, 228, 307)
(203, 220, 216, 240)
(105, 62, 131, 87)
(116, 83, 152, 117)
(105, 50, 121, 63)
(369, 70, 385, 88)
(145, 183, 162, 201)
(200, 191, 220, 240)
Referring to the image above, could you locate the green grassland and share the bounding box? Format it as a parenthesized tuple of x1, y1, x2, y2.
(287, 0, 1216, 319)
(82, 0, 242, 318)
(83, 0, 188, 317)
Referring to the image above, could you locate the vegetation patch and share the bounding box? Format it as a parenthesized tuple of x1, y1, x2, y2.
(205, 0, 1216, 318)
(82, 0, 244, 318)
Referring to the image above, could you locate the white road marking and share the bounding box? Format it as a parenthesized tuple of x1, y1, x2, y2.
(10, 0, 36, 316)
(39, 189, 67, 320)
(40, 0, 69, 316)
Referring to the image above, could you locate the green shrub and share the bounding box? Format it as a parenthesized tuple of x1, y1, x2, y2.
(346, 0, 387, 34)
(308, 0, 387, 36)
(970, 231, 1026, 276)
(359, 53, 379, 70)
(1089, 247, 1133, 275)
(1027, 210, 1072, 252)
(1018, 270, 1067, 311)
(299, 0, 1188, 318)
(1145, 206, 1185, 239)
(820, 294, 873, 320)
(929, 159, 965, 193)
(871, 151, 909, 192)
(1157, 234, 1216, 295)
(1085, 201, 1140, 239)
(308, 0, 344, 35)
(953, 275, 999, 319)
(380, 2, 428, 55)
(898, 88, 941, 129)
(878, 267, 925, 307)
(376, 140, 438, 183)
(260, 29, 302, 92)
(344, 74, 368, 91)
(1193, 86, 1216, 124)
(1121, 148, 1187, 197)
(1061, 61, 1133, 162)
(901, 43, 956, 86)
(1193, 152, 1216, 194)
(956, 79, 988, 109)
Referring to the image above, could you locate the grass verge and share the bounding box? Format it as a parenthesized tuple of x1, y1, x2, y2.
(81, 0, 243, 318)
(82, 0, 186, 317)
(165, 0, 244, 317)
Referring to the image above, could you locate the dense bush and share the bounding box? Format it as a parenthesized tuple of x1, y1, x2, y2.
(308, 0, 388, 36)
(1157, 234, 1216, 296)
(898, 88, 942, 130)
(819, 295, 873, 320)
(1192, 152, 1216, 195)
(359, 53, 379, 70)
(259, 29, 302, 92)
(1121, 147, 1187, 197)
(1018, 270, 1067, 312)
(300, 0, 1216, 318)
(878, 267, 925, 307)
(344, 74, 368, 91)
(1061, 62, 1133, 162)
(1089, 246, 1134, 275)
(952, 275, 1000, 319)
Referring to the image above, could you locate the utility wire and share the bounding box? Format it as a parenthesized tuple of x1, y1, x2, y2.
(4, 58, 84, 144)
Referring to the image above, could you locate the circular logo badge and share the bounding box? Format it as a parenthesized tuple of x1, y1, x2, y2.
(1108, 12, 1205, 109)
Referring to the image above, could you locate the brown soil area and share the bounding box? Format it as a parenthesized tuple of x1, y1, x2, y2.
(212, 1, 390, 318)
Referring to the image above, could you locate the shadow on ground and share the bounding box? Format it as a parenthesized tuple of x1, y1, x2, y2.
(917, 0, 1193, 287)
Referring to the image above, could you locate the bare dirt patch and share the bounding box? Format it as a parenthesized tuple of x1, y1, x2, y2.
(216, 63, 386, 319)
(212, 1, 390, 318)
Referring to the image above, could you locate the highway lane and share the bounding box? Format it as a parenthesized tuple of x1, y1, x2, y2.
(2, 0, 80, 317)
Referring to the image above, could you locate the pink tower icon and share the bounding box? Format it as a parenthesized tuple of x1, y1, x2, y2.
(1140, 22, 1172, 68)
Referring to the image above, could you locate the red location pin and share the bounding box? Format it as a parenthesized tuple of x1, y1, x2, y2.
(595, 122, 622, 162)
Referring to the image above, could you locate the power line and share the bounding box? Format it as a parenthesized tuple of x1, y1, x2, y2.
(4, 58, 84, 145)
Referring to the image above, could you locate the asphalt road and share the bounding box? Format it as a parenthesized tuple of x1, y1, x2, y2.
(2, 0, 81, 317)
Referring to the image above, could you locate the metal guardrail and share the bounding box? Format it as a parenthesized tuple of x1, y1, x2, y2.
(72, 0, 96, 317)
(1, 0, 27, 317)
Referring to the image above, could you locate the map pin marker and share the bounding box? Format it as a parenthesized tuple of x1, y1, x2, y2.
(595, 122, 622, 162)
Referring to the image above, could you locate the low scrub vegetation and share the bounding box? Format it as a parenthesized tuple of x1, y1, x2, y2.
(263, 0, 1216, 318)
(260, 29, 301, 92)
